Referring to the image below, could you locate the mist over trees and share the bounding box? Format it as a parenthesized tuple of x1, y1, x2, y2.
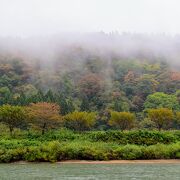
(0, 32, 180, 130)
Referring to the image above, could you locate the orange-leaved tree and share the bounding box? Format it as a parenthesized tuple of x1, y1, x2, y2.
(27, 102, 62, 134)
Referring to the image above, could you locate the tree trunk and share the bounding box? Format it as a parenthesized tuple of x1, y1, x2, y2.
(158, 124, 162, 131)
(9, 126, 13, 136)
(42, 123, 46, 135)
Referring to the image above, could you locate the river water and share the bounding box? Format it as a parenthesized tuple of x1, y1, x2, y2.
(0, 163, 179, 180)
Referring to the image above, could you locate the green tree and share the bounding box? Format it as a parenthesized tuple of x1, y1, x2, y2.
(18, 84, 38, 98)
(175, 112, 180, 129)
(0, 105, 28, 135)
(175, 90, 180, 104)
(109, 111, 136, 130)
(44, 89, 55, 102)
(136, 74, 159, 98)
(110, 90, 130, 112)
(64, 111, 96, 131)
(57, 94, 75, 115)
(29, 90, 44, 103)
(0, 87, 12, 105)
(144, 92, 180, 111)
(139, 118, 156, 130)
(80, 96, 90, 111)
(148, 108, 174, 130)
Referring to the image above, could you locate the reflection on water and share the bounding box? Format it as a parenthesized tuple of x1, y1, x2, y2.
(0, 163, 179, 180)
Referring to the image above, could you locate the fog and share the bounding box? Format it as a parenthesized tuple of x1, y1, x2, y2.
(0, 33, 180, 67)
(0, 0, 180, 70)
(1, 0, 180, 37)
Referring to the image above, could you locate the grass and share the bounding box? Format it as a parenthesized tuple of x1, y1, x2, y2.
(0, 127, 179, 162)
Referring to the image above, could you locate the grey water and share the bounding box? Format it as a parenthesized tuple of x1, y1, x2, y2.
(0, 163, 179, 180)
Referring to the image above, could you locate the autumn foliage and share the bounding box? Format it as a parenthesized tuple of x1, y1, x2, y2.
(27, 102, 62, 134)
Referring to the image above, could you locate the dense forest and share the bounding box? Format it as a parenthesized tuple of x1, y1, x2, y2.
(0, 33, 180, 162)
(0, 33, 180, 131)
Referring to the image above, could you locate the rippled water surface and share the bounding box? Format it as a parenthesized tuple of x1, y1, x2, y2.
(0, 163, 180, 180)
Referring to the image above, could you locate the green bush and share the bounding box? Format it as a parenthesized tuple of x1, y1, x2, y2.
(87, 130, 178, 145)
(0, 141, 179, 162)
(0, 129, 179, 162)
(26, 129, 79, 141)
(113, 145, 143, 160)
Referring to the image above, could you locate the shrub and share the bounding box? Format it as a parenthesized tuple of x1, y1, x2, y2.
(113, 145, 143, 160)
(109, 111, 136, 130)
(87, 130, 177, 145)
(148, 108, 174, 130)
(64, 111, 96, 131)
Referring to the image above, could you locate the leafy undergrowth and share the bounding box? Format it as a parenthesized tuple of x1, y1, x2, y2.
(0, 141, 179, 162)
(0, 129, 179, 162)
(1, 129, 180, 145)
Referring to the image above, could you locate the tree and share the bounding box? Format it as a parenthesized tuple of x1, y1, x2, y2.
(80, 96, 90, 111)
(84, 58, 105, 74)
(27, 102, 62, 134)
(57, 94, 75, 115)
(139, 118, 156, 130)
(175, 90, 180, 104)
(44, 89, 55, 102)
(79, 73, 103, 99)
(79, 73, 104, 111)
(109, 111, 136, 130)
(113, 99, 130, 112)
(175, 112, 180, 129)
(0, 105, 28, 135)
(64, 111, 96, 131)
(147, 108, 174, 130)
(18, 84, 38, 98)
(136, 74, 159, 98)
(131, 95, 144, 112)
(0, 87, 12, 105)
(144, 92, 180, 111)
(111, 91, 130, 112)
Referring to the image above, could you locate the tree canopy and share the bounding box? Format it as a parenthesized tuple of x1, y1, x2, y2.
(109, 111, 136, 130)
(144, 92, 180, 111)
(0, 105, 28, 135)
(148, 108, 174, 130)
(27, 102, 62, 134)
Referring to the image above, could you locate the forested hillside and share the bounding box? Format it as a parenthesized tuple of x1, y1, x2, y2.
(0, 33, 180, 130)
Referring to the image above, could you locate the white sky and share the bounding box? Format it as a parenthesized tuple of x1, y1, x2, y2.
(0, 0, 180, 37)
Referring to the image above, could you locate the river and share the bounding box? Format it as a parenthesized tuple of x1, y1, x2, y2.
(0, 163, 179, 180)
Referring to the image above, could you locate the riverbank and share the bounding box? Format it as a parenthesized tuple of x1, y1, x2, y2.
(60, 159, 180, 164)
(12, 159, 180, 164)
